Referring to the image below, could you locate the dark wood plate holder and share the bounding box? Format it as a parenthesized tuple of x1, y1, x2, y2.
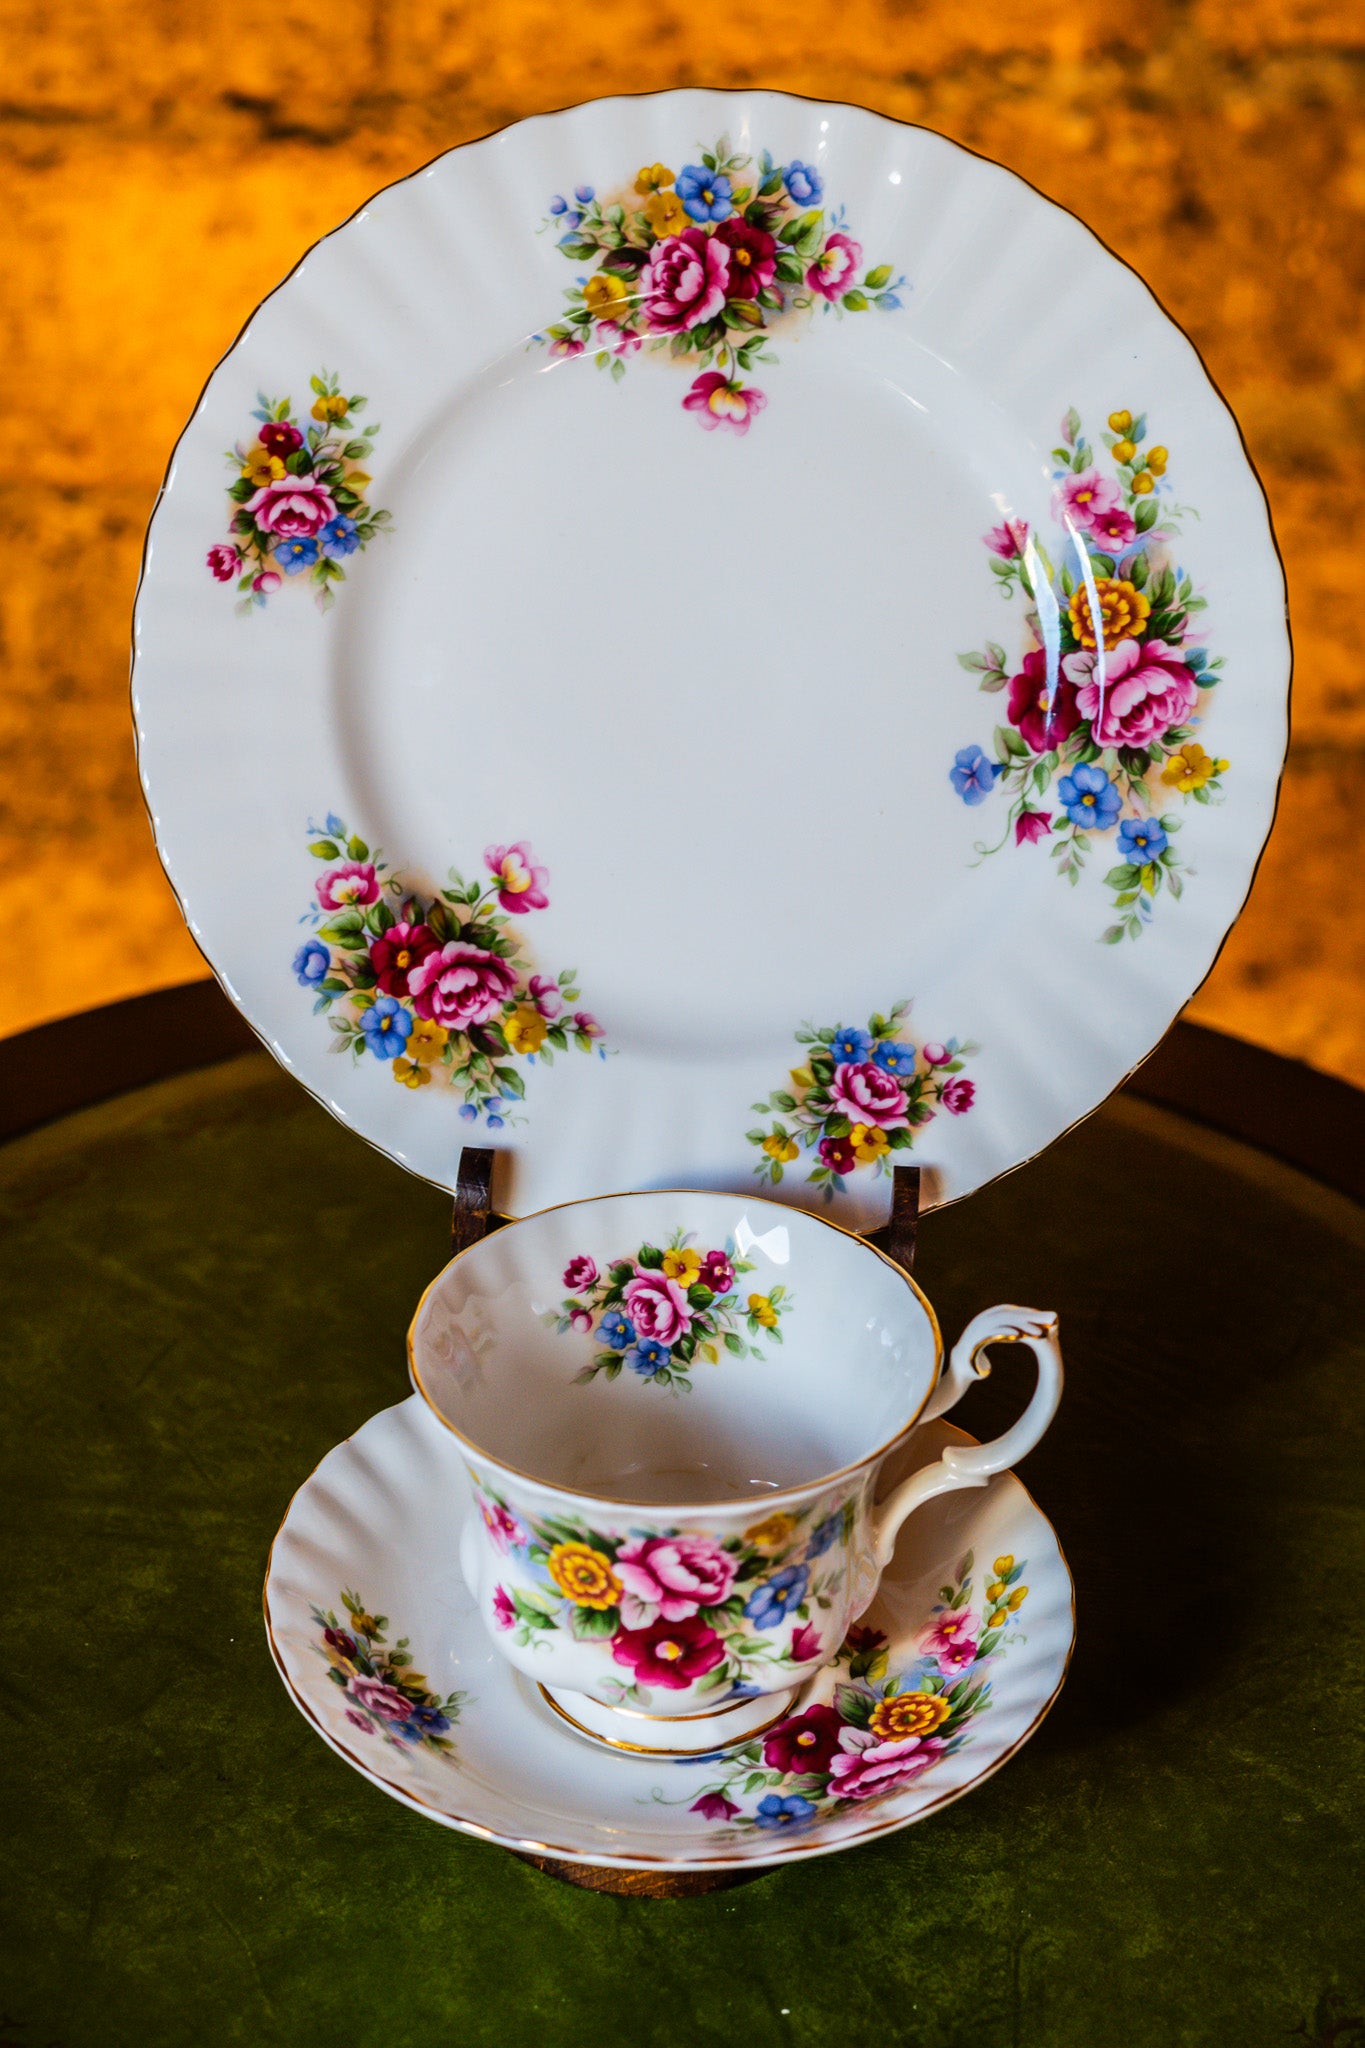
(448, 1148, 921, 1896)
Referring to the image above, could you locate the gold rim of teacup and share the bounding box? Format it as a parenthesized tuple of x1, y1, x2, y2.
(405, 1185, 945, 1512)
(536, 1684, 800, 1757)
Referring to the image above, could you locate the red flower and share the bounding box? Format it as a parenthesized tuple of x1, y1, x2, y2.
(611, 1614, 725, 1690)
(206, 543, 239, 582)
(942, 1077, 975, 1115)
(691, 1791, 741, 1821)
(819, 1134, 857, 1175)
(714, 218, 777, 299)
(259, 420, 303, 457)
(369, 921, 437, 996)
(1007, 649, 1081, 755)
(1015, 809, 1053, 846)
(701, 1250, 734, 1295)
(317, 861, 379, 910)
(322, 1628, 356, 1656)
(789, 1621, 822, 1663)
(763, 1704, 846, 1774)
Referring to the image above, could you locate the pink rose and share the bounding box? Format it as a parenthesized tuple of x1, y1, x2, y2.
(247, 474, 337, 538)
(563, 1255, 598, 1291)
(984, 519, 1028, 560)
(827, 1729, 948, 1800)
(317, 861, 379, 910)
(408, 942, 518, 1030)
(682, 372, 768, 436)
(569, 1307, 593, 1332)
(252, 569, 281, 595)
(789, 1621, 823, 1664)
(922, 1043, 951, 1067)
(484, 841, 549, 913)
(491, 1585, 515, 1630)
(642, 228, 731, 333)
(624, 1270, 692, 1346)
(349, 1676, 414, 1723)
(807, 231, 862, 301)
(828, 1061, 910, 1131)
(206, 543, 239, 582)
(1054, 468, 1122, 533)
(615, 1534, 738, 1627)
(923, 1606, 978, 1673)
(529, 973, 562, 1018)
(1068, 638, 1199, 750)
(941, 1077, 975, 1116)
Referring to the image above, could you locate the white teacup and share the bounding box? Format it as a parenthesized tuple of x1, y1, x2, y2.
(409, 1190, 1062, 1756)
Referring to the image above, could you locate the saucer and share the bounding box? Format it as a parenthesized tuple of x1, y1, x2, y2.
(134, 89, 1288, 1234)
(264, 1395, 1075, 1871)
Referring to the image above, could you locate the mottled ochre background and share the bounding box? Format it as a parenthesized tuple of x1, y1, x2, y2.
(4, 2, 1363, 1075)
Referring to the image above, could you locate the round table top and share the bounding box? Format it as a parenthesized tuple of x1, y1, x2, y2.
(2, 1014, 1363, 2045)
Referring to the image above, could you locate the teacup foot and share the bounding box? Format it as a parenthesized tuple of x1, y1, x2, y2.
(539, 1681, 802, 1757)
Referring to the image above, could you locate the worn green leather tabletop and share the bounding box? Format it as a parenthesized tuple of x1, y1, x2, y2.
(3, 1050, 1363, 2047)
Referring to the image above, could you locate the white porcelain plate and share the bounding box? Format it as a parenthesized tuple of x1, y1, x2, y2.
(264, 1396, 1074, 1871)
(134, 90, 1289, 1230)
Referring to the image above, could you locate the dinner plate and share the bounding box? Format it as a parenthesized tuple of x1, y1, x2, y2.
(133, 90, 1289, 1229)
(264, 1395, 1074, 1871)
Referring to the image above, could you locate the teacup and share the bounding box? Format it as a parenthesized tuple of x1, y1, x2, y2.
(408, 1190, 1062, 1756)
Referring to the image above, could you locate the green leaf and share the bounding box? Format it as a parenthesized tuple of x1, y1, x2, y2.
(637, 1244, 665, 1269)
(864, 263, 893, 289)
(724, 1332, 746, 1356)
(1135, 498, 1158, 531)
(346, 835, 369, 861)
(841, 289, 870, 311)
(568, 1604, 619, 1641)
(308, 839, 339, 859)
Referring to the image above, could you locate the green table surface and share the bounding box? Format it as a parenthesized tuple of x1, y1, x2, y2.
(3, 1052, 1364, 2048)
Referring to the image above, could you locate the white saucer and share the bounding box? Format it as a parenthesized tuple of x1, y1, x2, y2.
(264, 1395, 1074, 1871)
(134, 89, 1288, 1234)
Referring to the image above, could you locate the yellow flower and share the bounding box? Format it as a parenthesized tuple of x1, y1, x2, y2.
(1068, 576, 1150, 650)
(583, 271, 631, 325)
(1147, 445, 1168, 475)
(987, 1579, 1006, 1603)
(992, 1555, 1015, 1578)
(392, 1056, 430, 1089)
(312, 392, 350, 422)
(408, 1017, 448, 1064)
(1161, 742, 1226, 792)
(547, 1542, 622, 1610)
(745, 1511, 796, 1552)
(1111, 438, 1137, 464)
(1007, 1586, 1028, 1610)
(1107, 409, 1133, 435)
(503, 1004, 548, 1054)
(644, 190, 688, 239)
(242, 447, 286, 486)
(762, 1133, 799, 1163)
(663, 1246, 703, 1288)
(1132, 470, 1155, 494)
(850, 1122, 890, 1166)
(635, 162, 675, 194)
(869, 1690, 952, 1742)
(350, 1612, 379, 1636)
(748, 1293, 779, 1328)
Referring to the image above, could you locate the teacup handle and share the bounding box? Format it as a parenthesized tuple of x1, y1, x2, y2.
(869, 1306, 1063, 1572)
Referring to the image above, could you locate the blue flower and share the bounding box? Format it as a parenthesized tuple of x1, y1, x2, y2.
(360, 996, 413, 1060)
(1057, 761, 1121, 831)
(320, 516, 359, 559)
(549, 194, 568, 214)
(627, 1338, 671, 1378)
(872, 1040, 916, 1076)
(599, 1309, 636, 1351)
(459, 1103, 478, 1122)
(876, 293, 903, 312)
(275, 536, 319, 574)
(486, 1111, 505, 1130)
(807, 1510, 843, 1559)
(783, 160, 824, 206)
(949, 745, 1002, 806)
(574, 184, 595, 204)
(555, 223, 582, 245)
(755, 1792, 818, 1829)
(676, 164, 733, 222)
(292, 938, 329, 987)
(745, 1563, 809, 1629)
(408, 1702, 450, 1733)
(1117, 815, 1168, 863)
(830, 1025, 872, 1064)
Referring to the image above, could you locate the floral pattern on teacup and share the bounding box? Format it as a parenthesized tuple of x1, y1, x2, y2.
(472, 1480, 854, 1707)
(748, 1003, 978, 1196)
(683, 1549, 1028, 1829)
(207, 371, 391, 611)
(950, 408, 1227, 942)
(532, 140, 906, 432)
(310, 1589, 468, 1760)
(293, 813, 607, 1125)
(539, 1230, 792, 1391)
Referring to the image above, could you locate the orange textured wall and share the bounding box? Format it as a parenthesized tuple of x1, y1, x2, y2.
(4, 1, 1363, 1074)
